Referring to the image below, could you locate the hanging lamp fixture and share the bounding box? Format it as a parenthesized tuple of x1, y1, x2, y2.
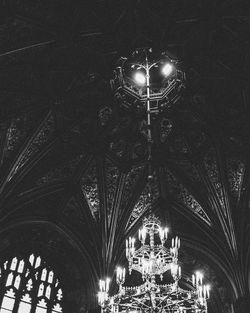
(98, 214, 210, 312)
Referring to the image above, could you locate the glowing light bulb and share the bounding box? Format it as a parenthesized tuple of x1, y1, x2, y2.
(134, 72, 146, 85)
(162, 63, 173, 77)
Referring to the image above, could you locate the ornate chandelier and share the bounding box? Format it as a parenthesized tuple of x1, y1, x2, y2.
(98, 214, 210, 313)
(98, 48, 210, 313)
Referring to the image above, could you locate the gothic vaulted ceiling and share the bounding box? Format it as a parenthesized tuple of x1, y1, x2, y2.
(0, 0, 250, 312)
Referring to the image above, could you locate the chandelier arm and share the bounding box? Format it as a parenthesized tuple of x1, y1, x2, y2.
(130, 297, 153, 309)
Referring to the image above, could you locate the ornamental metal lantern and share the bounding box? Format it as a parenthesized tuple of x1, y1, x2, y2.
(111, 48, 185, 114)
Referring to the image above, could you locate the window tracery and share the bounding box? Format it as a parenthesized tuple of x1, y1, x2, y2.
(0, 254, 63, 313)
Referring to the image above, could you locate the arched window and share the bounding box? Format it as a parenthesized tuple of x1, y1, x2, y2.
(0, 254, 63, 313)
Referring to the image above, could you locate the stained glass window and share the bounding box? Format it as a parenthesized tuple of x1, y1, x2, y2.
(0, 254, 63, 313)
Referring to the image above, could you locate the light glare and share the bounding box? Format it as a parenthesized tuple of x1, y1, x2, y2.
(134, 72, 146, 85)
(162, 63, 173, 77)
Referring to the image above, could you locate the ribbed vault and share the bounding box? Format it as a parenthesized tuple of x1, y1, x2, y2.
(0, 1, 250, 313)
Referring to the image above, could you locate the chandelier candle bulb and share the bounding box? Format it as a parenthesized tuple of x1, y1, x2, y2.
(101, 280, 106, 291)
(175, 236, 178, 248)
(159, 227, 163, 242)
(199, 286, 202, 298)
(102, 280, 106, 291)
(172, 248, 175, 258)
(116, 267, 121, 283)
(99, 280, 103, 291)
(203, 285, 207, 298)
(142, 227, 147, 243)
(105, 278, 110, 292)
(192, 274, 195, 286)
(200, 273, 203, 285)
(162, 62, 173, 77)
(132, 238, 135, 253)
(195, 272, 198, 284)
(123, 268, 126, 280)
(134, 71, 146, 85)
(116, 267, 126, 284)
(164, 228, 168, 240)
(196, 271, 201, 285)
(205, 285, 210, 298)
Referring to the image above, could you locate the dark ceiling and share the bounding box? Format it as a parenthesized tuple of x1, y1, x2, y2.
(0, 0, 250, 312)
